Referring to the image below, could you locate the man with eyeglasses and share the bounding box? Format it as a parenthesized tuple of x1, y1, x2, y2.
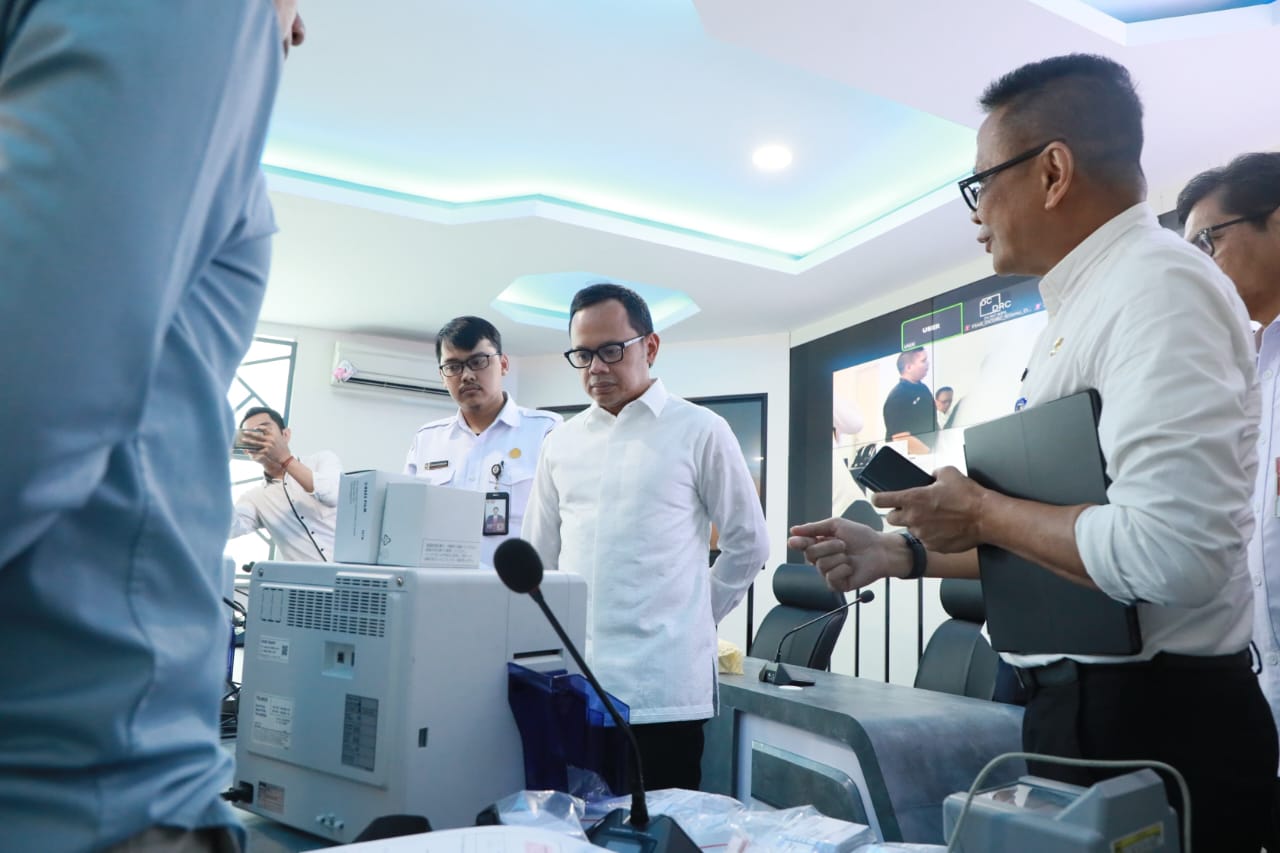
(1178, 152, 1280, 839)
(404, 316, 560, 568)
(523, 283, 769, 791)
(791, 55, 1273, 849)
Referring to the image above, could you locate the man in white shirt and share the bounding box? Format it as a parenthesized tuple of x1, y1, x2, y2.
(524, 283, 770, 791)
(230, 406, 340, 563)
(1178, 151, 1280, 840)
(405, 316, 560, 568)
(790, 55, 1274, 850)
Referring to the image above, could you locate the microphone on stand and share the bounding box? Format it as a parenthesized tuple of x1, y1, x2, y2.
(758, 589, 875, 687)
(493, 539, 699, 853)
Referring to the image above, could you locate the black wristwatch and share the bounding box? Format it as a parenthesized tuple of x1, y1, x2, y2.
(899, 531, 928, 580)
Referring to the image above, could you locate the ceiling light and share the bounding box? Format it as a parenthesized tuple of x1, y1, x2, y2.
(752, 144, 793, 172)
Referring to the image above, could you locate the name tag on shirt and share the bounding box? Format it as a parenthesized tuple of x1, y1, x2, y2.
(426, 460, 449, 470)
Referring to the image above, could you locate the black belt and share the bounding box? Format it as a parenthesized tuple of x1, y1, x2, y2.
(1014, 649, 1252, 691)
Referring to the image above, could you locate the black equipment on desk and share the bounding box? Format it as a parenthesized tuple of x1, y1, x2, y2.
(493, 539, 699, 853)
(758, 589, 875, 687)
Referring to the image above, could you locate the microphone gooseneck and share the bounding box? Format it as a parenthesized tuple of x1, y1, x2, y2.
(758, 588, 875, 686)
(772, 589, 875, 663)
(493, 538, 650, 829)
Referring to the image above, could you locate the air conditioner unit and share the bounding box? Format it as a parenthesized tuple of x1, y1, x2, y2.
(330, 341, 448, 400)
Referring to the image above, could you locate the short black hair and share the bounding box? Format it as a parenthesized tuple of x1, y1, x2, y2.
(896, 348, 925, 374)
(568, 283, 654, 336)
(1176, 152, 1280, 226)
(436, 316, 502, 361)
(240, 406, 285, 431)
(980, 54, 1144, 191)
(936, 386, 954, 396)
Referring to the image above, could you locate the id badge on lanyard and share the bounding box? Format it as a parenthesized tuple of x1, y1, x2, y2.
(485, 461, 510, 535)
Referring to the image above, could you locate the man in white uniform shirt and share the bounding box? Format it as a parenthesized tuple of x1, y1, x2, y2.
(1178, 151, 1280, 840)
(524, 283, 770, 791)
(405, 316, 560, 568)
(790, 55, 1274, 850)
(230, 407, 339, 562)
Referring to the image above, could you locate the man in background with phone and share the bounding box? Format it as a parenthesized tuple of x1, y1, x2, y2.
(791, 55, 1273, 850)
(404, 315, 561, 568)
(230, 406, 341, 562)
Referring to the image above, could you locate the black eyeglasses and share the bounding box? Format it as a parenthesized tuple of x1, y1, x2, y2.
(563, 335, 645, 369)
(958, 139, 1062, 212)
(1191, 209, 1276, 257)
(439, 351, 499, 377)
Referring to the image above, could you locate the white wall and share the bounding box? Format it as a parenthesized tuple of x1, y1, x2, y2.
(256, 322, 464, 472)
(516, 332, 791, 654)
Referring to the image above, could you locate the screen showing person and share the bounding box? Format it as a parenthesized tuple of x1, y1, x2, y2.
(483, 493, 509, 535)
(830, 277, 1047, 518)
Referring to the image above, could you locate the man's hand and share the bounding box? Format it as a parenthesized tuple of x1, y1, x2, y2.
(273, 0, 306, 55)
(245, 429, 292, 468)
(787, 518, 908, 592)
(873, 466, 989, 553)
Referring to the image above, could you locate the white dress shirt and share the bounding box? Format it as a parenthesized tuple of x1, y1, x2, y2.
(230, 451, 342, 563)
(1250, 317, 1280, 762)
(523, 379, 770, 724)
(404, 395, 561, 568)
(1007, 203, 1259, 668)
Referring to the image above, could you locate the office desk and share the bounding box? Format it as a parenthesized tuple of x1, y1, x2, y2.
(704, 658, 1025, 844)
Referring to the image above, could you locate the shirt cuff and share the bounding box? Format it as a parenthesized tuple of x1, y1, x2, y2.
(1074, 504, 1139, 604)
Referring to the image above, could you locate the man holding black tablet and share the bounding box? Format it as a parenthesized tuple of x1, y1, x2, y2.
(791, 55, 1272, 851)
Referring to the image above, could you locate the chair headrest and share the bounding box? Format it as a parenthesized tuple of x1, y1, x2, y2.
(940, 578, 985, 623)
(842, 500, 884, 531)
(772, 563, 846, 611)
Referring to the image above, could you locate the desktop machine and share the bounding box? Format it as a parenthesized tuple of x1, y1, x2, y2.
(233, 561, 587, 843)
(943, 770, 1179, 851)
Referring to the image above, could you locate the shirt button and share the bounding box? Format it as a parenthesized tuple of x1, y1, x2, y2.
(1266, 369, 1275, 380)
(1268, 653, 1280, 668)
(1255, 574, 1265, 587)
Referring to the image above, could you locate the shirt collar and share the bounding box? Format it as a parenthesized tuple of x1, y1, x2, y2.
(586, 377, 667, 423)
(452, 393, 518, 435)
(1038, 202, 1156, 315)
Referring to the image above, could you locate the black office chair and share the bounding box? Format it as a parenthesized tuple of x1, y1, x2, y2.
(749, 563, 847, 670)
(842, 498, 884, 530)
(913, 579, 1004, 701)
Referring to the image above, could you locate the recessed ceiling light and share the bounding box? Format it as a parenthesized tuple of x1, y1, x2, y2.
(752, 144, 793, 172)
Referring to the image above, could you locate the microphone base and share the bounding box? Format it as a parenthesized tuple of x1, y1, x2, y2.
(757, 662, 815, 687)
(588, 808, 700, 853)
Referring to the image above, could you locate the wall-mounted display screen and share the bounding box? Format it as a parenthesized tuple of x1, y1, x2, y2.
(830, 275, 1047, 519)
(789, 272, 1048, 683)
(791, 273, 1047, 530)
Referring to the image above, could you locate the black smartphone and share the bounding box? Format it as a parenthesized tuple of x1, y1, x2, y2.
(854, 446, 935, 492)
(232, 427, 264, 452)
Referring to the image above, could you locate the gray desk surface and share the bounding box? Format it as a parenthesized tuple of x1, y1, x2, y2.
(710, 658, 1025, 842)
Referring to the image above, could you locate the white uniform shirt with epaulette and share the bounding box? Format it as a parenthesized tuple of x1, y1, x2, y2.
(404, 395, 561, 568)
